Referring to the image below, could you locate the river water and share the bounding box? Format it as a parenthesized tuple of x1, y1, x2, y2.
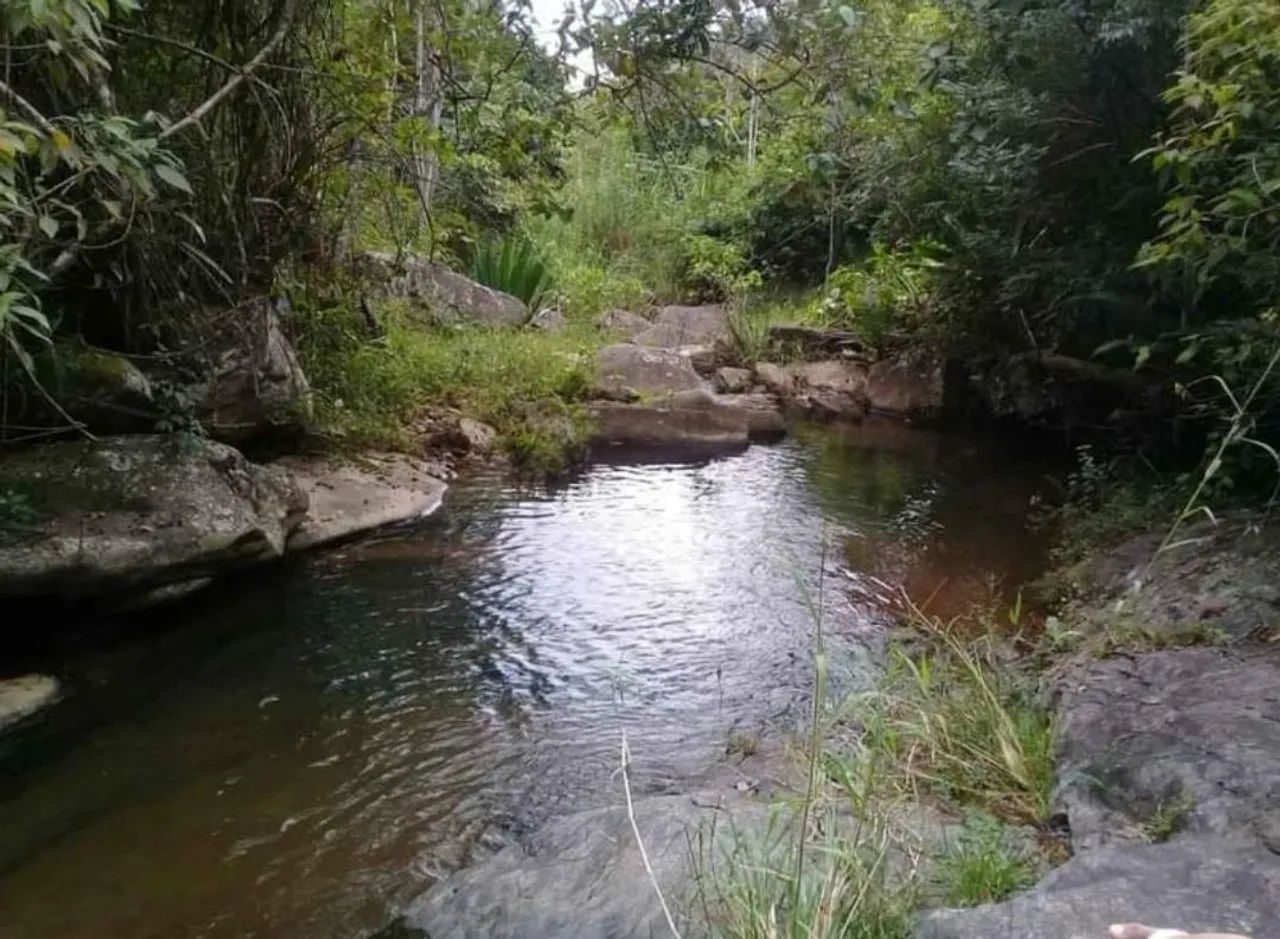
(0, 421, 1054, 939)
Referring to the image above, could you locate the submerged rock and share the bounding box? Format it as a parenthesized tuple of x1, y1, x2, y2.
(590, 390, 783, 446)
(404, 792, 769, 939)
(0, 674, 60, 731)
(281, 453, 447, 551)
(919, 837, 1280, 939)
(594, 344, 705, 399)
(0, 435, 306, 601)
(362, 252, 528, 328)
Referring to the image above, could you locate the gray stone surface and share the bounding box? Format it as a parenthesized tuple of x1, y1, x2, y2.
(405, 792, 769, 939)
(282, 453, 448, 551)
(194, 297, 312, 443)
(632, 304, 731, 349)
(530, 308, 568, 330)
(715, 366, 754, 394)
(54, 345, 157, 434)
(1050, 647, 1280, 852)
(1071, 519, 1280, 642)
(0, 436, 306, 600)
(0, 674, 60, 731)
(594, 344, 705, 399)
(590, 390, 784, 446)
(596, 309, 652, 339)
(867, 355, 944, 419)
(364, 251, 528, 328)
(919, 838, 1280, 939)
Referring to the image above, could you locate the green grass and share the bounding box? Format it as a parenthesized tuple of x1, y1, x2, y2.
(295, 298, 598, 472)
(856, 602, 1055, 826)
(1142, 794, 1194, 843)
(937, 814, 1036, 906)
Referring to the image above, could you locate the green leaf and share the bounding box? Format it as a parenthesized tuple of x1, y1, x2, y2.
(37, 215, 58, 238)
(154, 162, 193, 194)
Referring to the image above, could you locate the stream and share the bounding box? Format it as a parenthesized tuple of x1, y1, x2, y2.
(0, 420, 1055, 939)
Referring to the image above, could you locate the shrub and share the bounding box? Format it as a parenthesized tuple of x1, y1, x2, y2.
(469, 237, 552, 310)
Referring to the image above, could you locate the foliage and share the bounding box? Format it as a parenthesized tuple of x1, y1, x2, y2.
(937, 814, 1036, 907)
(468, 237, 551, 310)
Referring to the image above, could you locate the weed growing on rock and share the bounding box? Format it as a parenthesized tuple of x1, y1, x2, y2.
(937, 814, 1037, 906)
(1142, 795, 1194, 843)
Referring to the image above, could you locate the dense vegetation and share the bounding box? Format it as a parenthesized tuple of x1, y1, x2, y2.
(1, 0, 1277, 477)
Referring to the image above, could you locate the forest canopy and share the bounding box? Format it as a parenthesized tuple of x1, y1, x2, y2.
(1, 0, 1277, 469)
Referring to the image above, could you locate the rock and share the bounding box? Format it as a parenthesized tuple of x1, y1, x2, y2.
(716, 367, 754, 394)
(596, 309, 652, 339)
(530, 308, 567, 331)
(766, 325, 865, 358)
(362, 251, 528, 328)
(1070, 518, 1280, 642)
(281, 453, 448, 551)
(191, 297, 312, 444)
(1050, 647, 1280, 852)
(456, 418, 498, 455)
(404, 792, 769, 939)
(632, 304, 732, 350)
(0, 436, 306, 601)
(589, 398, 749, 448)
(53, 344, 158, 434)
(594, 344, 705, 399)
(919, 837, 1280, 939)
(0, 674, 60, 731)
(591, 389, 784, 446)
(786, 360, 870, 419)
(754, 362, 794, 394)
(867, 355, 946, 419)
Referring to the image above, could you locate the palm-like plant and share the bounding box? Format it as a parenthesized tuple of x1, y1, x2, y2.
(469, 237, 552, 312)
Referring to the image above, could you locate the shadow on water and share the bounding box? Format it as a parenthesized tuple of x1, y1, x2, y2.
(0, 419, 1062, 939)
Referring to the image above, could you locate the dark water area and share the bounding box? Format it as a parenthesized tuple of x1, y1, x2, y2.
(0, 420, 1059, 939)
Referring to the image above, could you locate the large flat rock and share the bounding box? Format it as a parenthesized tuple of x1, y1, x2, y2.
(404, 792, 768, 939)
(590, 390, 784, 446)
(1051, 647, 1280, 852)
(919, 837, 1280, 939)
(594, 344, 706, 398)
(0, 674, 59, 731)
(632, 304, 731, 349)
(281, 454, 448, 551)
(0, 436, 306, 600)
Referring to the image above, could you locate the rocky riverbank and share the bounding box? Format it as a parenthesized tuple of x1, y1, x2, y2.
(384, 515, 1280, 939)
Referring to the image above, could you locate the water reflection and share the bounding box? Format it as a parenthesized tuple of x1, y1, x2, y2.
(0, 422, 1053, 939)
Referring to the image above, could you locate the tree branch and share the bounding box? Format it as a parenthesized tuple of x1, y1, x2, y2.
(159, 0, 297, 141)
(0, 77, 57, 135)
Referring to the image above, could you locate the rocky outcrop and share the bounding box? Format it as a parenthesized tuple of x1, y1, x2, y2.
(594, 344, 705, 399)
(920, 838, 1280, 939)
(404, 792, 769, 939)
(281, 454, 448, 551)
(596, 308, 652, 339)
(190, 297, 312, 444)
(0, 435, 306, 601)
(866, 355, 945, 420)
(362, 252, 528, 328)
(754, 359, 870, 420)
(0, 674, 60, 730)
(632, 304, 731, 350)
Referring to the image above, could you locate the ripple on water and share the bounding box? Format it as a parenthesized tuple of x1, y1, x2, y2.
(0, 423, 1055, 939)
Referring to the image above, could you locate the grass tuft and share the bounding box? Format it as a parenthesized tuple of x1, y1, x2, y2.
(937, 814, 1036, 906)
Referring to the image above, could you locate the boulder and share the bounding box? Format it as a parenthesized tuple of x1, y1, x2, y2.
(529, 308, 567, 331)
(0, 435, 306, 600)
(919, 837, 1280, 939)
(786, 360, 870, 419)
(591, 390, 784, 446)
(52, 344, 158, 434)
(363, 252, 528, 328)
(280, 454, 448, 552)
(633, 304, 732, 350)
(596, 309, 652, 339)
(867, 355, 946, 419)
(1050, 647, 1280, 853)
(716, 367, 754, 394)
(594, 344, 705, 399)
(188, 297, 312, 444)
(455, 418, 498, 455)
(0, 674, 60, 731)
(754, 362, 794, 395)
(404, 792, 769, 939)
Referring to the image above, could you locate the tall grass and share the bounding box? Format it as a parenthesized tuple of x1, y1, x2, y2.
(468, 237, 552, 310)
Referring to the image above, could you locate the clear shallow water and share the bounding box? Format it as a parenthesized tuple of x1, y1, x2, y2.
(0, 421, 1055, 939)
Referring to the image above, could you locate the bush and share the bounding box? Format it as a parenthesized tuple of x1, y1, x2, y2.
(469, 237, 552, 310)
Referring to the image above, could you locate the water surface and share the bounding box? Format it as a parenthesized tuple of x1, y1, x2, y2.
(0, 421, 1053, 939)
